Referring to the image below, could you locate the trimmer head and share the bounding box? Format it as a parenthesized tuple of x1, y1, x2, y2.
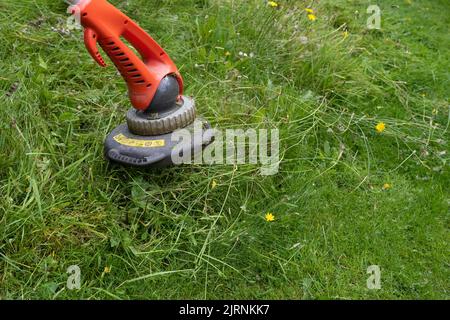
(104, 96, 214, 167)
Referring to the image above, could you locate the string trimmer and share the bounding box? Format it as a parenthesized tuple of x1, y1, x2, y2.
(67, 0, 213, 167)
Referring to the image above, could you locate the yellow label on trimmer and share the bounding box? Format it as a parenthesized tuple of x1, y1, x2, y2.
(113, 134, 165, 148)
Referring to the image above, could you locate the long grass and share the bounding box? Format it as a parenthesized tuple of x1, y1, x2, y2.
(0, 0, 448, 299)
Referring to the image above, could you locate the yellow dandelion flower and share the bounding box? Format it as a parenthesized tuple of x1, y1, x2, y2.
(103, 266, 111, 274)
(307, 14, 317, 21)
(268, 1, 278, 8)
(375, 122, 386, 133)
(305, 8, 314, 14)
(265, 213, 276, 222)
(211, 179, 218, 189)
(225, 51, 231, 57)
(343, 31, 349, 39)
(382, 183, 391, 190)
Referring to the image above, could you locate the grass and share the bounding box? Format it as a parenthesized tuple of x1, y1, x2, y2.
(0, 0, 448, 299)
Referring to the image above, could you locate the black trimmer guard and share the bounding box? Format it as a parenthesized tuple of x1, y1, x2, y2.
(104, 118, 214, 167)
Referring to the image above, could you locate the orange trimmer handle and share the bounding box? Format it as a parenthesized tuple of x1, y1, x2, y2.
(122, 20, 184, 94)
(73, 0, 183, 111)
(98, 34, 162, 110)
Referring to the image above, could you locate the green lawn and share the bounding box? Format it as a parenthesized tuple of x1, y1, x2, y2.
(0, 0, 448, 299)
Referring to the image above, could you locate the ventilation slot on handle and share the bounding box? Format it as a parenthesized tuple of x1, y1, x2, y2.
(101, 40, 148, 86)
